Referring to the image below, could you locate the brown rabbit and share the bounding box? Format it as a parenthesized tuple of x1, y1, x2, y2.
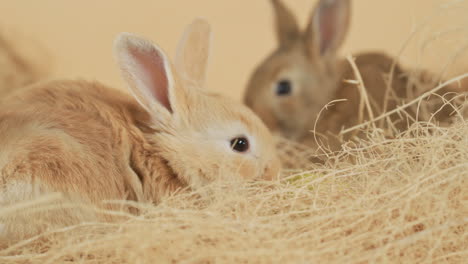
(0, 19, 280, 242)
(244, 0, 466, 152)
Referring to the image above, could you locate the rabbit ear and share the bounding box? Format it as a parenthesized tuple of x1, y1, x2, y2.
(114, 33, 175, 122)
(175, 18, 212, 88)
(271, 0, 301, 48)
(304, 0, 351, 58)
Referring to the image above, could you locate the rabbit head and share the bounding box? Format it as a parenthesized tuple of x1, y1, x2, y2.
(115, 19, 281, 188)
(244, 0, 351, 142)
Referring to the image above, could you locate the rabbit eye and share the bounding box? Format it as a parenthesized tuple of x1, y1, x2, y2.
(230, 137, 250, 153)
(276, 79, 292, 96)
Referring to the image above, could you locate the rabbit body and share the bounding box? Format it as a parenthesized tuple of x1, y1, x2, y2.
(0, 80, 181, 205)
(0, 80, 182, 240)
(302, 52, 411, 149)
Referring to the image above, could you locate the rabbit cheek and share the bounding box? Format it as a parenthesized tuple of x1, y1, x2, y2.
(241, 157, 278, 181)
(237, 162, 259, 180)
(222, 155, 258, 180)
(274, 99, 303, 137)
(276, 97, 298, 117)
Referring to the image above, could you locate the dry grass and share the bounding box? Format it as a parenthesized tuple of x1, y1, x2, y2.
(0, 119, 467, 263)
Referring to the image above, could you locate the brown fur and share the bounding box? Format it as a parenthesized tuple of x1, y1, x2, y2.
(0, 19, 280, 242)
(244, 0, 467, 152)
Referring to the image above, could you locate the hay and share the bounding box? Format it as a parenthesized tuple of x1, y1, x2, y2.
(0, 119, 466, 263)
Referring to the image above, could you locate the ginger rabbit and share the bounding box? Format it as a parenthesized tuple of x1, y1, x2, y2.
(0, 19, 280, 242)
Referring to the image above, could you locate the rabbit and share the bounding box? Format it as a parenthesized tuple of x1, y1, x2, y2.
(0, 29, 50, 97)
(244, 0, 467, 152)
(0, 18, 281, 242)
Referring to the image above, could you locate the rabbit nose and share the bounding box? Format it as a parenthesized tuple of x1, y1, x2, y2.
(263, 158, 282, 180)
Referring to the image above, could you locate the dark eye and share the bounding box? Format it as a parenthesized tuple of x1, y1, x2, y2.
(230, 137, 250, 153)
(276, 79, 292, 96)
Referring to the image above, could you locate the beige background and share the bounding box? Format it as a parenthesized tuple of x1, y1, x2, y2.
(1, 0, 468, 100)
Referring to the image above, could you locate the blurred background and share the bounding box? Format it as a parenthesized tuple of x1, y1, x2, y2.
(1, 0, 468, 100)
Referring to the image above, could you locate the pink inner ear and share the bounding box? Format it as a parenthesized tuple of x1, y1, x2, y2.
(128, 45, 172, 112)
(318, 2, 342, 55)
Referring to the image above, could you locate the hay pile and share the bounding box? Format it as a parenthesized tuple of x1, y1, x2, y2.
(0, 119, 466, 263)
